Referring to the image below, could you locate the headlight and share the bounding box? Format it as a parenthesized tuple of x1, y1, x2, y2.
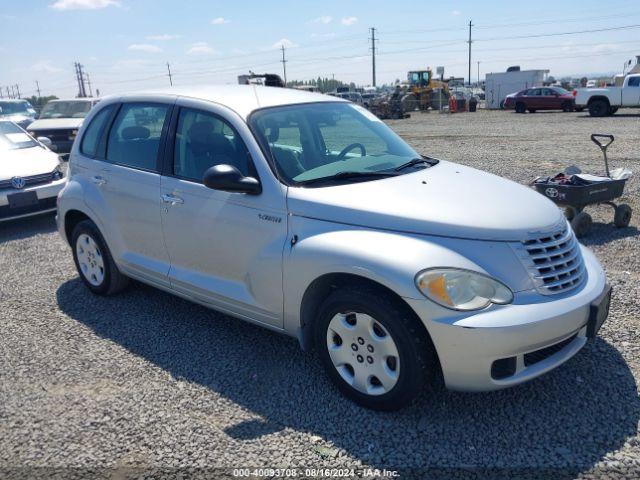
(52, 164, 65, 180)
(415, 268, 513, 311)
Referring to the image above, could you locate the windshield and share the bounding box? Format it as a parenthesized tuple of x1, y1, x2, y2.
(250, 102, 424, 186)
(0, 101, 32, 116)
(40, 101, 92, 119)
(0, 122, 38, 151)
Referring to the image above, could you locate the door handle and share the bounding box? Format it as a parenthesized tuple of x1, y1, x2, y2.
(91, 175, 106, 186)
(161, 193, 184, 205)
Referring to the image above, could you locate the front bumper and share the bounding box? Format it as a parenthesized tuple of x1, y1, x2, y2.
(405, 246, 608, 391)
(0, 178, 66, 222)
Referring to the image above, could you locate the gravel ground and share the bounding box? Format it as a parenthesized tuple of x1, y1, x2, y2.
(1, 109, 640, 480)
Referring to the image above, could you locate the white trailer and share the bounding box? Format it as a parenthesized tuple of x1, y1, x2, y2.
(485, 69, 549, 109)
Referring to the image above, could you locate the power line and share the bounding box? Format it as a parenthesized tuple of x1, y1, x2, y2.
(475, 24, 640, 42)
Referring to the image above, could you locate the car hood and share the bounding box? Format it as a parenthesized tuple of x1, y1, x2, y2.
(28, 118, 84, 130)
(0, 146, 60, 180)
(287, 160, 564, 242)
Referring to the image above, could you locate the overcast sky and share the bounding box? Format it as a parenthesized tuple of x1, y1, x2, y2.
(2, 0, 640, 98)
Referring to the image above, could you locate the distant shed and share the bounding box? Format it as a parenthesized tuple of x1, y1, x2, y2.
(485, 69, 549, 109)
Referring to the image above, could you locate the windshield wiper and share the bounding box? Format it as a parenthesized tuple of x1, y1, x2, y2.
(394, 156, 439, 172)
(297, 170, 398, 186)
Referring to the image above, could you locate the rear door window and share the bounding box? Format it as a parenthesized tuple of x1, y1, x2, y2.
(628, 77, 640, 87)
(106, 103, 170, 171)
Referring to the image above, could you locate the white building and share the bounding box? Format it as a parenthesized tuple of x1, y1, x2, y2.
(484, 69, 549, 109)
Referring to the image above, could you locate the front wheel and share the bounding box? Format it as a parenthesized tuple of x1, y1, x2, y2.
(614, 204, 632, 228)
(515, 102, 526, 114)
(571, 212, 592, 238)
(72, 220, 129, 295)
(314, 286, 437, 410)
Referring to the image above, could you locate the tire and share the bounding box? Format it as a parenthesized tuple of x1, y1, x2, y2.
(515, 102, 526, 114)
(575, 107, 584, 112)
(571, 212, 592, 238)
(71, 220, 129, 295)
(609, 107, 619, 115)
(314, 285, 438, 411)
(562, 102, 573, 112)
(614, 204, 632, 228)
(528, 109, 536, 113)
(565, 206, 577, 222)
(588, 99, 609, 117)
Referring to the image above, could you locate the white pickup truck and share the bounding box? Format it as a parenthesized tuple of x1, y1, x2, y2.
(575, 74, 640, 117)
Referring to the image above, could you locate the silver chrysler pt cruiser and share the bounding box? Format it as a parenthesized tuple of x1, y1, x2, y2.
(57, 86, 611, 410)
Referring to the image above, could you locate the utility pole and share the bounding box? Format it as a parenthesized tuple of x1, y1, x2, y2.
(280, 45, 287, 86)
(166, 62, 173, 86)
(467, 20, 473, 86)
(75, 62, 87, 98)
(86, 73, 93, 97)
(477, 61, 481, 86)
(35, 80, 41, 98)
(6, 87, 11, 98)
(15, 84, 21, 98)
(369, 27, 377, 87)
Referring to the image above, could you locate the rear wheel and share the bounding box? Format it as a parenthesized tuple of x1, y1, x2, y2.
(575, 107, 584, 112)
(588, 99, 609, 117)
(314, 285, 437, 411)
(614, 204, 632, 228)
(71, 220, 129, 295)
(571, 212, 592, 238)
(562, 102, 574, 112)
(515, 102, 526, 113)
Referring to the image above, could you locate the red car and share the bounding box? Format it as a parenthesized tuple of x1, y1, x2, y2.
(504, 87, 576, 113)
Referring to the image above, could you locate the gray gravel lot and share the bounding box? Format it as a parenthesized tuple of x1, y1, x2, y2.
(1, 109, 640, 479)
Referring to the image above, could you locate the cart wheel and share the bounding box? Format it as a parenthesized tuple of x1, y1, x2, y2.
(564, 207, 578, 221)
(614, 204, 632, 228)
(571, 212, 592, 238)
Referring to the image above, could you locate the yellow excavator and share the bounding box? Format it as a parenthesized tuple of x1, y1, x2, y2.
(401, 69, 450, 111)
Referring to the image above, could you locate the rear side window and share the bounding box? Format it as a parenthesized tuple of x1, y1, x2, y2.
(106, 103, 170, 171)
(628, 77, 640, 87)
(80, 105, 114, 158)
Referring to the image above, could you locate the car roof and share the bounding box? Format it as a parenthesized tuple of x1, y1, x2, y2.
(120, 85, 347, 119)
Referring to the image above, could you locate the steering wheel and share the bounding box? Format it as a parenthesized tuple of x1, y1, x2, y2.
(337, 143, 366, 160)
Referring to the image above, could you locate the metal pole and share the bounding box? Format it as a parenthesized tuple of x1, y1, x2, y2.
(477, 61, 480, 86)
(167, 62, 173, 86)
(35, 80, 41, 98)
(467, 20, 473, 86)
(370, 27, 377, 87)
(280, 45, 287, 86)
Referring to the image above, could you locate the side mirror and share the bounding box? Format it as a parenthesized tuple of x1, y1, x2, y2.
(37, 136, 53, 148)
(203, 164, 261, 195)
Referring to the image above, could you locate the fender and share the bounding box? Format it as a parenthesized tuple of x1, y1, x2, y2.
(282, 215, 531, 336)
(57, 179, 107, 246)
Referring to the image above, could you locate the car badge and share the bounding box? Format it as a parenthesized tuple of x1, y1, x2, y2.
(11, 177, 26, 189)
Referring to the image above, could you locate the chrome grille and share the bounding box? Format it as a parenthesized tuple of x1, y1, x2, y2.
(513, 224, 586, 295)
(0, 171, 57, 190)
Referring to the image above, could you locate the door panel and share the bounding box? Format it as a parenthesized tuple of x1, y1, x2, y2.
(160, 104, 287, 327)
(622, 79, 640, 105)
(82, 101, 172, 287)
